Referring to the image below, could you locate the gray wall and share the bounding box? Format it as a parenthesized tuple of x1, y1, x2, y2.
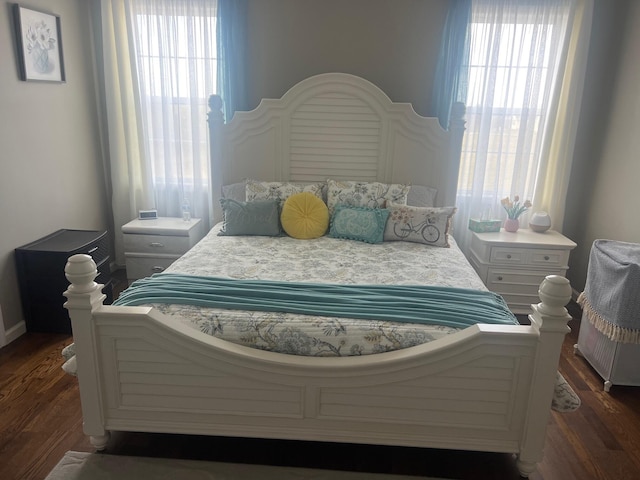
(0, 0, 108, 339)
(245, 0, 448, 115)
(563, 0, 640, 292)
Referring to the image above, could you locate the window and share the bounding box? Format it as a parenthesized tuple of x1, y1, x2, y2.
(128, 0, 218, 215)
(453, 0, 573, 251)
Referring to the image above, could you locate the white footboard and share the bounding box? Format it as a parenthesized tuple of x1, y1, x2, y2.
(64, 254, 572, 477)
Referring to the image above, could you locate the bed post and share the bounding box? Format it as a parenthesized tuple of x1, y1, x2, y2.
(445, 102, 466, 207)
(517, 275, 572, 477)
(208, 94, 225, 224)
(63, 254, 110, 450)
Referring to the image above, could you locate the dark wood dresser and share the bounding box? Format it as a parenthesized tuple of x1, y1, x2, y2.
(15, 229, 112, 333)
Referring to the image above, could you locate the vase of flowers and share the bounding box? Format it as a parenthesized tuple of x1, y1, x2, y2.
(501, 195, 532, 233)
(26, 20, 56, 74)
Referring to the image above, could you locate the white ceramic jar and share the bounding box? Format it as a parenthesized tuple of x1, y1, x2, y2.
(530, 211, 551, 233)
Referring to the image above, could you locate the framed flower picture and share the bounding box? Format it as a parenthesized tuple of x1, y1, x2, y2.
(13, 4, 66, 82)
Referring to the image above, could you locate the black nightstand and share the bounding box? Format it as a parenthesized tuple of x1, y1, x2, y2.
(15, 229, 112, 333)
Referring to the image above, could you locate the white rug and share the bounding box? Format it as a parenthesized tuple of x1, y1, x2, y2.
(553, 372, 581, 413)
(46, 451, 443, 480)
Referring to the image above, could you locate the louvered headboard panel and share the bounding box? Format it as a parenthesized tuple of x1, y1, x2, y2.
(208, 73, 465, 223)
(288, 92, 382, 183)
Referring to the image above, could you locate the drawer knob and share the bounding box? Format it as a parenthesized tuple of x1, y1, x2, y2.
(544, 255, 550, 261)
(151, 266, 165, 272)
(506, 254, 512, 259)
(149, 242, 165, 248)
(497, 276, 503, 281)
(87, 246, 99, 254)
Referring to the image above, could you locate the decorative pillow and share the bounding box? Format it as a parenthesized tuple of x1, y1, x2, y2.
(246, 180, 324, 208)
(383, 203, 457, 247)
(407, 185, 438, 207)
(221, 181, 246, 202)
(329, 205, 390, 244)
(218, 199, 280, 236)
(326, 180, 410, 215)
(280, 192, 329, 239)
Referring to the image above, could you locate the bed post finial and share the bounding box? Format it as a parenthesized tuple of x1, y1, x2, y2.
(63, 253, 105, 315)
(449, 101, 466, 129)
(537, 275, 572, 319)
(65, 254, 99, 294)
(208, 94, 224, 124)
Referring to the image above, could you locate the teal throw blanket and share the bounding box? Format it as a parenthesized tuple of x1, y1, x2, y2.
(114, 274, 517, 329)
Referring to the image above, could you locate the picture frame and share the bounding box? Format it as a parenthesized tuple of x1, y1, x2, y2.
(13, 4, 65, 83)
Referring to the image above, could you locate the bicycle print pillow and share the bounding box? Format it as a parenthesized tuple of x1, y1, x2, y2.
(383, 204, 457, 247)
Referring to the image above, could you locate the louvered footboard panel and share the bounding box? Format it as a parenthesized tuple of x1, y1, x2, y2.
(103, 338, 304, 418)
(93, 324, 536, 452)
(318, 356, 522, 429)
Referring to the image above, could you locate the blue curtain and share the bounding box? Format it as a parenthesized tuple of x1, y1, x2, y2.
(431, 0, 471, 129)
(216, 0, 248, 122)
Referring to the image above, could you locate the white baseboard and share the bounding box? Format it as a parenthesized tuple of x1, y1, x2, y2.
(4, 321, 27, 346)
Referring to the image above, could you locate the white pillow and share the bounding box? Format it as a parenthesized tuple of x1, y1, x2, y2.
(221, 181, 246, 202)
(407, 185, 438, 207)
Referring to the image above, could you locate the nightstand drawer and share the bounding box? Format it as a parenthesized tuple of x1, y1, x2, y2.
(529, 249, 569, 267)
(486, 269, 563, 295)
(123, 234, 192, 255)
(124, 254, 179, 280)
(490, 247, 527, 265)
(490, 246, 569, 267)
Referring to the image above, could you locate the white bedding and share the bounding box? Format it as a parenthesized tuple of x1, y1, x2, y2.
(147, 224, 490, 356)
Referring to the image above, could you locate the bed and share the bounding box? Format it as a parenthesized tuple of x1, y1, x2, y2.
(63, 73, 573, 478)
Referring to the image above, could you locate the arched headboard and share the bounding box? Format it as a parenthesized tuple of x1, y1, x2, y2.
(208, 73, 465, 223)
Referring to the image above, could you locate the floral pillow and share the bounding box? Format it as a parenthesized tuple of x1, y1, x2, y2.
(326, 180, 410, 215)
(246, 180, 324, 207)
(383, 203, 457, 247)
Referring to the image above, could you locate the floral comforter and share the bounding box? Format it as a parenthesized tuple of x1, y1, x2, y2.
(145, 224, 489, 357)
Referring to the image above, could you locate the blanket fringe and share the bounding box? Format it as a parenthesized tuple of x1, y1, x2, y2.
(577, 292, 640, 344)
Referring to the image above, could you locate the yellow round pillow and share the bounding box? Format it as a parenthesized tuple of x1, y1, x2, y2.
(280, 192, 329, 239)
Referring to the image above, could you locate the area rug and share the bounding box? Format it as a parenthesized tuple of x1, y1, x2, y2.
(553, 372, 581, 413)
(46, 451, 444, 480)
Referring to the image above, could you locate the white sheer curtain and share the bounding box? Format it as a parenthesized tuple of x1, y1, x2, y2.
(453, 0, 593, 254)
(96, 0, 217, 264)
(129, 0, 217, 227)
(96, 0, 155, 266)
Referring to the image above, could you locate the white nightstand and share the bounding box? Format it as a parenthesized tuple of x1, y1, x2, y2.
(468, 229, 577, 314)
(122, 217, 205, 282)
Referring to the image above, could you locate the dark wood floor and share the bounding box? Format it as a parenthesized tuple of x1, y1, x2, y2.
(2, 304, 640, 480)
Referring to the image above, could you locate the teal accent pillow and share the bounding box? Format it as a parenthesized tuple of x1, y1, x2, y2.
(329, 205, 389, 244)
(219, 199, 280, 236)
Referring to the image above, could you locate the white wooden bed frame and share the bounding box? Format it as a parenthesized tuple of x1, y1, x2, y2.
(64, 73, 572, 478)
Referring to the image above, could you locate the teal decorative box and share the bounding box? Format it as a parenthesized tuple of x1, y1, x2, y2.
(468, 219, 502, 233)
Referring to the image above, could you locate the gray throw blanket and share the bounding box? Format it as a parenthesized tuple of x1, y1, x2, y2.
(577, 239, 640, 343)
